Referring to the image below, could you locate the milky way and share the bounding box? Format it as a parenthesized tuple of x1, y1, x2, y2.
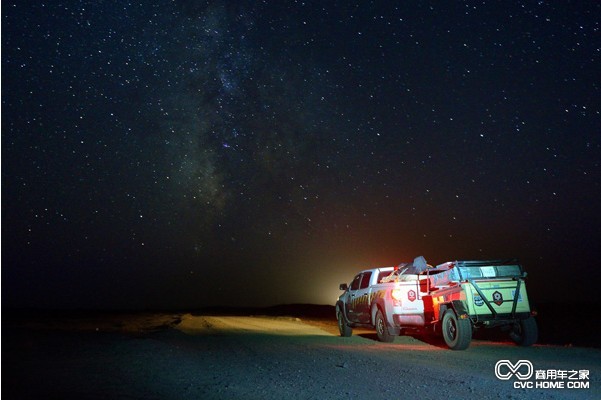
(3, 1, 600, 308)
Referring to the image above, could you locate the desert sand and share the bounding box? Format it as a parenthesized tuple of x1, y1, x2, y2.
(3, 312, 600, 399)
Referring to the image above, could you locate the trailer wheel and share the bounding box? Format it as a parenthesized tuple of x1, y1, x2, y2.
(336, 306, 352, 337)
(375, 309, 394, 343)
(510, 317, 538, 346)
(442, 310, 472, 350)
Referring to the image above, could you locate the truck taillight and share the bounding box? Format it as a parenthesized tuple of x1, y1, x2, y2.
(391, 288, 403, 301)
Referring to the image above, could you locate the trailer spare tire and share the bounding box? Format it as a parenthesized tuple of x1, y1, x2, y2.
(510, 317, 538, 347)
(442, 309, 472, 350)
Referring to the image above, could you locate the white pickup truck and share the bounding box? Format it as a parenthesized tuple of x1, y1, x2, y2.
(336, 256, 537, 350)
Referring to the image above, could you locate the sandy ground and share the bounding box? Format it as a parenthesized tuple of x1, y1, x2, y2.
(3, 313, 600, 399)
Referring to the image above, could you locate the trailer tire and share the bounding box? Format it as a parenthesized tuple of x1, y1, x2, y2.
(336, 305, 352, 337)
(375, 309, 394, 343)
(510, 317, 538, 347)
(442, 309, 472, 350)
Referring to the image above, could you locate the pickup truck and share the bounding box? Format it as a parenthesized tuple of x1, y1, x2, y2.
(336, 256, 537, 350)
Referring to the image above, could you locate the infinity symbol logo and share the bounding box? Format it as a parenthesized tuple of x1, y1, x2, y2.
(494, 360, 533, 380)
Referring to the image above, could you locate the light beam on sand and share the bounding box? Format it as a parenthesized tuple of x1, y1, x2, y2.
(175, 315, 332, 337)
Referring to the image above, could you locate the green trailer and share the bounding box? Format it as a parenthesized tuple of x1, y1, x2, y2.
(424, 259, 538, 350)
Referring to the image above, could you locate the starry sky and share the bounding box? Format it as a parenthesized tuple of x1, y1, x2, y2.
(3, 1, 600, 309)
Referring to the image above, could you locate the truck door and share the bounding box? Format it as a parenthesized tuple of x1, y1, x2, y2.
(345, 274, 362, 322)
(353, 271, 373, 324)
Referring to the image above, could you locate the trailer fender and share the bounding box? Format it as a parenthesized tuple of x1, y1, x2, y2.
(439, 300, 469, 320)
(450, 300, 470, 319)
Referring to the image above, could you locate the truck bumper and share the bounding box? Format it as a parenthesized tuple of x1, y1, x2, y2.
(393, 314, 425, 327)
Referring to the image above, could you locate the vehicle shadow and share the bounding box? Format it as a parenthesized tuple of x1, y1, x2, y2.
(357, 332, 449, 349)
(357, 333, 379, 341)
(407, 333, 448, 349)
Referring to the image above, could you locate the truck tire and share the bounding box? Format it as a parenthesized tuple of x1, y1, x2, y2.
(375, 309, 394, 343)
(442, 310, 472, 350)
(510, 317, 538, 347)
(336, 306, 352, 337)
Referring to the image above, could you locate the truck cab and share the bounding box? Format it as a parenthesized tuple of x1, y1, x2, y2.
(339, 268, 395, 325)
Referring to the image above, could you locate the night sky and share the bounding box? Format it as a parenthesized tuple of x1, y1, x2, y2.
(3, 1, 600, 309)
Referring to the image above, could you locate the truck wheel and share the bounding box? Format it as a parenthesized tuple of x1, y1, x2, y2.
(442, 310, 472, 350)
(336, 306, 352, 337)
(375, 309, 394, 343)
(510, 317, 538, 347)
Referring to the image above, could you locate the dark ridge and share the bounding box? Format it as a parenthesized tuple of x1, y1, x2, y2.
(189, 304, 336, 319)
(533, 303, 597, 348)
